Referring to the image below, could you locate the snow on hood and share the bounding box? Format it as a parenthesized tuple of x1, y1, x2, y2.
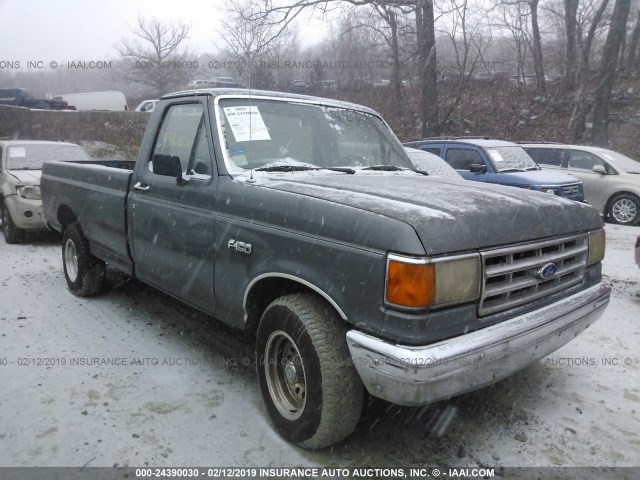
(499, 169, 580, 184)
(256, 173, 603, 255)
(7, 169, 42, 185)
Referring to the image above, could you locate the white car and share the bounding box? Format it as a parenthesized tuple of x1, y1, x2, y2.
(134, 99, 158, 112)
(522, 143, 640, 226)
(1, 140, 90, 243)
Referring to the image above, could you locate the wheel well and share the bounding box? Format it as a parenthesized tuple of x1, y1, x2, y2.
(57, 205, 77, 231)
(244, 277, 345, 333)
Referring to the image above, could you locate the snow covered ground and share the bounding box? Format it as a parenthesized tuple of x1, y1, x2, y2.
(0, 224, 638, 470)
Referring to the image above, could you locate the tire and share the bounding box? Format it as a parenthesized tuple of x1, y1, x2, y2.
(61, 222, 105, 296)
(256, 293, 363, 449)
(1, 201, 24, 244)
(607, 193, 640, 226)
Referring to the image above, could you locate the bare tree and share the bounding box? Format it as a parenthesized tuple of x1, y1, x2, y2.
(564, 0, 579, 90)
(243, 0, 441, 136)
(591, 0, 631, 145)
(114, 17, 195, 96)
(218, 0, 296, 87)
(569, 0, 611, 140)
(626, 9, 640, 71)
(530, 0, 546, 95)
(439, 0, 493, 126)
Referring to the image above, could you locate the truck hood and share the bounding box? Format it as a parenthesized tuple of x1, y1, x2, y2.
(6, 169, 42, 185)
(259, 173, 602, 255)
(496, 169, 579, 185)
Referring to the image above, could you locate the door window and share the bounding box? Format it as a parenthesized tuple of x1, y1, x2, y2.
(150, 104, 213, 180)
(567, 150, 606, 171)
(445, 148, 483, 170)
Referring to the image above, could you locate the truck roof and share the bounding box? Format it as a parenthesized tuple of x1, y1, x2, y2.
(161, 88, 379, 116)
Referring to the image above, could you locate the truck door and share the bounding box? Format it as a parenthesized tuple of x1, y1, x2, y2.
(129, 101, 217, 314)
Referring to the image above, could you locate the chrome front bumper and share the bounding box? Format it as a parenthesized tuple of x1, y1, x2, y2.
(346, 282, 611, 406)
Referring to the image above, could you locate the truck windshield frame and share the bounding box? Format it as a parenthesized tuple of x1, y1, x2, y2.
(213, 95, 412, 175)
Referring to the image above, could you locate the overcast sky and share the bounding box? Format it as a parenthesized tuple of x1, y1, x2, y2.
(0, 0, 325, 64)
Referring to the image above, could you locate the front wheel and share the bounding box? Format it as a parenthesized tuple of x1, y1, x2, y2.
(608, 193, 640, 225)
(1, 201, 24, 244)
(62, 222, 105, 296)
(256, 293, 363, 449)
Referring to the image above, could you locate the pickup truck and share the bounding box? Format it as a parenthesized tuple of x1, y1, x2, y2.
(403, 138, 586, 202)
(42, 89, 610, 449)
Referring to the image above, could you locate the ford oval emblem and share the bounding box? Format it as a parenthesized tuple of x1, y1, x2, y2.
(538, 263, 558, 280)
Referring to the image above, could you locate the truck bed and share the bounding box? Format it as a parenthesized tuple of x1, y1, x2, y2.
(41, 160, 134, 274)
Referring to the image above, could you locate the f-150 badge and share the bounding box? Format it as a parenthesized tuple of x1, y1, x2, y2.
(228, 239, 252, 255)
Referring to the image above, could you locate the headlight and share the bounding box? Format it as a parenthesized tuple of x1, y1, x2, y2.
(588, 229, 606, 265)
(16, 185, 41, 200)
(385, 253, 480, 309)
(540, 188, 557, 195)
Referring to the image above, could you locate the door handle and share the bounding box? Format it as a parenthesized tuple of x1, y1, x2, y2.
(133, 182, 150, 192)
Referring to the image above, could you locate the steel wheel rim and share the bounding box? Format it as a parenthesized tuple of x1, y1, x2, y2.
(264, 330, 306, 420)
(612, 199, 636, 224)
(64, 239, 79, 282)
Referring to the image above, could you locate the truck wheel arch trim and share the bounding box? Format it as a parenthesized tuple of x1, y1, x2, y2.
(243, 273, 348, 321)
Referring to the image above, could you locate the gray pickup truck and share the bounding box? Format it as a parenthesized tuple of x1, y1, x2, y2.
(42, 89, 610, 449)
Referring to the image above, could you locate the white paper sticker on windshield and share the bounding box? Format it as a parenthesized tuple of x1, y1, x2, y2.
(223, 106, 271, 142)
(9, 147, 26, 158)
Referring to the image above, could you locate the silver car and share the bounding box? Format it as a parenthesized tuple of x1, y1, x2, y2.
(1, 140, 90, 243)
(523, 143, 640, 226)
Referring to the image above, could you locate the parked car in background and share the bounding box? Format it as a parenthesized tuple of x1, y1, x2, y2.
(50, 91, 128, 111)
(187, 79, 210, 89)
(289, 79, 307, 93)
(522, 143, 640, 226)
(403, 138, 585, 202)
(134, 99, 158, 113)
(404, 147, 463, 180)
(1, 140, 90, 243)
(208, 77, 244, 88)
(0, 88, 69, 110)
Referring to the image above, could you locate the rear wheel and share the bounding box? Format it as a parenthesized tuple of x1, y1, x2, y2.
(256, 293, 363, 449)
(608, 193, 640, 225)
(62, 222, 105, 296)
(1, 201, 24, 244)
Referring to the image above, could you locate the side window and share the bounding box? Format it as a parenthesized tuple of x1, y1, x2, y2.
(567, 150, 605, 171)
(527, 148, 562, 167)
(150, 103, 213, 180)
(421, 147, 442, 158)
(445, 148, 483, 170)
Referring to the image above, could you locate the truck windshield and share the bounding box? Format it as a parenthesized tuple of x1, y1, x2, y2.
(487, 146, 539, 172)
(217, 97, 412, 173)
(6, 144, 90, 170)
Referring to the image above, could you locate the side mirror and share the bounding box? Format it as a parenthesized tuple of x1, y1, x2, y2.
(592, 165, 606, 174)
(469, 163, 487, 174)
(152, 154, 182, 178)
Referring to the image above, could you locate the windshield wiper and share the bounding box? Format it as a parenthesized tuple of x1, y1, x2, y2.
(255, 165, 316, 172)
(525, 166, 540, 171)
(363, 165, 404, 171)
(362, 165, 428, 176)
(255, 165, 355, 174)
(499, 168, 526, 173)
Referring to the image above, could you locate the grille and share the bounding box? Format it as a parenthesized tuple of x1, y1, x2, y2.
(561, 183, 581, 198)
(479, 234, 588, 316)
